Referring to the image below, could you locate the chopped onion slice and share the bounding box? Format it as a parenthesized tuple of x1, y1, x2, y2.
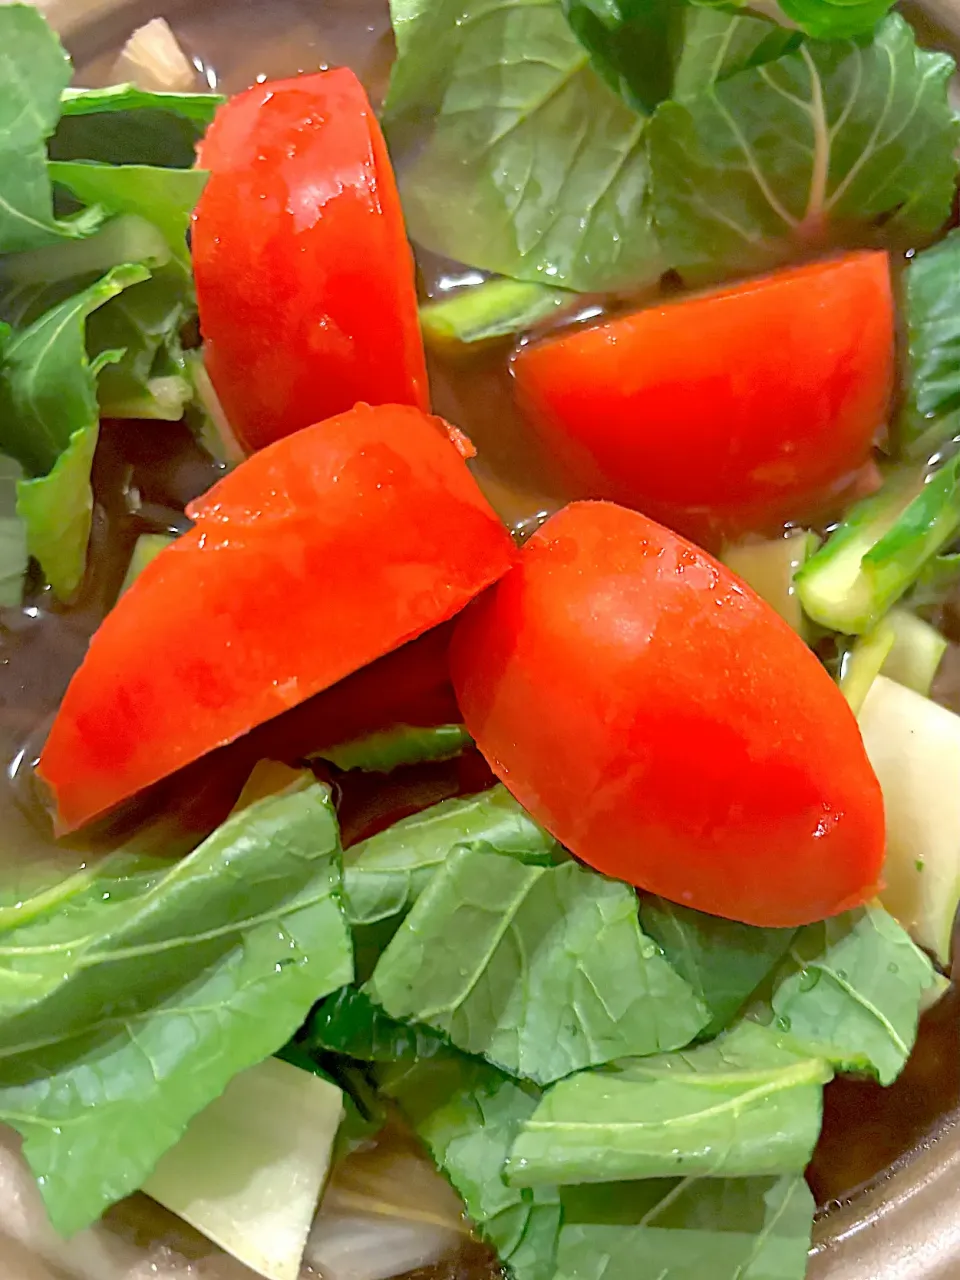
(306, 1212, 459, 1280)
(305, 1125, 469, 1280)
(112, 18, 197, 93)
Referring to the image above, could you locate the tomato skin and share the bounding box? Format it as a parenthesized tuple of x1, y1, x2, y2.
(39, 404, 515, 832)
(512, 253, 894, 537)
(251, 622, 461, 764)
(450, 501, 885, 928)
(193, 69, 428, 453)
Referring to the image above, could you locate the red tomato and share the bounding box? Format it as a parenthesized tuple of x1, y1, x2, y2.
(450, 501, 885, 928)
(251, 622, 462, 764)
(39, 404, 515, 832)
(512, 253, 894, 537)
(193, 69, 429, 453)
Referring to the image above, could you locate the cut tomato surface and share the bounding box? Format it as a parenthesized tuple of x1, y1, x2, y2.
(193, 68, 428, 452)
(450, 500, 885, 927)
(39, 404, 515, 832)
(512, 252, 894, 537)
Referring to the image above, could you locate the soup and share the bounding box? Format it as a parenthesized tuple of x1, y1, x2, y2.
(0, 1, 958, 1278)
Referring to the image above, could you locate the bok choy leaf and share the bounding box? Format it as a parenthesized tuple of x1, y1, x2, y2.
(384, 0, 662, 292)
(0, 779, 352, 1236)
(366, 848, 707, 1084)
(553, 1175, 815, 1280)
(379, 1050, 561, 1280)
(505, 1021, 830, 1186)
(648, 15, 958, 283)
(762, 903, 938, 1085)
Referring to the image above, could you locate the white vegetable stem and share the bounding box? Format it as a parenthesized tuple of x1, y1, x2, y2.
(859, 674, 960, 965)
(143, 1057, 343, 1280)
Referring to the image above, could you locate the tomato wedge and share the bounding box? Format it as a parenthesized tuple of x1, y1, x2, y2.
(512, 253, 894, 537)
(450, 501, 885, 928)
(193, 69, 429, 453)
(39, 404, 515, 832)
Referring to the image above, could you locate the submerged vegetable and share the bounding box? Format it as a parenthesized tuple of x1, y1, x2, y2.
(451, 501, 885, 927)
(513, 254, 893, 535)
(120, 531, 175, 594)
(882, 609, 948, 696)
(419, 279, 574, 351)
(39, 403, 515, 831)
(193, 69, 428, 452)
(306, 1133, 468, 1280)
(316, 724, 472, 773)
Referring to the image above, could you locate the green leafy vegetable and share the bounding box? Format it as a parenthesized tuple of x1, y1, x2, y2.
(0, 260, 147, 474)
(384, 0, 662, 292)
(0, 456, 26, 607)
(649, 15, 959, 283)
(763, 903, 938, 1085)
(897, 228, 960, 460)
(0, 518, 26, 606)
(380, 1051, 561, 1280)
(84, 266, 193, 419)
(553, 1175, 815, 1280)
(50, 162, 206, 266)
(305, 985, 449, 1063)
(342, 784, 563, 930)
(0, 263, 148, 596)
(317, 724, 473, 773)
(419, 278, 574, 350)
(53, 84, 223, 169)
(796, 458, 960, 634)
(777, 0, 896, 38)
(367, 848, 707, 1084)
(672, 11, 801, 101)
(506, 1021, 829, 1186)
(566, 4, 798, 114)
(278, 1040, 387, 1157)
(0, 213, 169, 302)
(0, 779, 353, 1235)
(0, 6, 102, 251)
(560, 0, 685, 113)
(639, 897, 797, 1036)
(16, 424, 99, 599)
(44, 164, 206, 419)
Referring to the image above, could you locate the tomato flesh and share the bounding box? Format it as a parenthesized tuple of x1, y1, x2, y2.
(512, 252, 894, 537)
(193, 69, 428, 452)
(39, 404, 515, 832)
(450, 500, 885, 928)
